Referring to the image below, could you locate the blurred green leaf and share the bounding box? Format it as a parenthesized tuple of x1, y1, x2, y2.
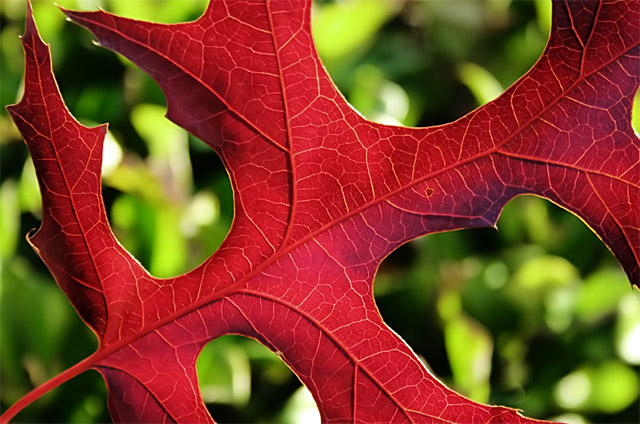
(0, 180, 19, 259)
(575, 268, 631, 323)
(554, 361, 639, 413)
(443, 314, 493, 403)
(150, 206, 187, 277)
(616, 293, 640, 365)
(106, 0, 207, 23)
(554, 368, 592, 410)
(420, 0, 492, 60)
(281, 386, 321, 424)
(483, 261, 509, 290)
(101, 130, 123, 176)
(533, 0, 552, 36)
(543, 285, 576, 333)
(349, 64, 411, 125)
(312, 0, 397, 66)
(457, 62, 503, 106)
(197, 337, 251, 406)
(590, 361, 639, 413)
(131, 104, 192, 193)
(0, 259, 79, 408)
(183, 191, 219, 235)
(68, 395, 106, 424)
(19, 158, 41, 216)
(513, 255, 579, 290)
(110, 193, 155, 267)
(105, 158, 165, 204)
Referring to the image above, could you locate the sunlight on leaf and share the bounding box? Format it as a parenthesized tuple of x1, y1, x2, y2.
(590, 361, 638, 413)
(196, 337, 250, 406)
(281, 386, 321, 424)
(443, 315, 493, 402)
(0, 180, 19, 259)
(513, 256, 579, 289)
(544, 286, 575, 333)
(616, 294, 640, 364)
(548, 413, 588, 424)
(68, 395, 105, 424)
(575, 269, 631, 323)
(101, 130, 122, 176)
(181, 191, 219, 237)
(555, 362, 639, 413)
(457, 62, 504, 106)
(150, 207, 186, 277)
(312, 0, 397, 65)
(533, 0, 552, 36)
(107, 0, 207, 23)
(554, 370, 591, 409)
(348, 64, 411, 125)
(482, 261, 509, 290)
(18, 158, 40, 216)
(131, 103, 192, 195)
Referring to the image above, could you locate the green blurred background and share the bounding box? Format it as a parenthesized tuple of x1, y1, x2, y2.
(1, 0, 639, 423)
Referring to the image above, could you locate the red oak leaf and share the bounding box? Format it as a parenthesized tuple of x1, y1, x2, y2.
(4, 0, 639, 423)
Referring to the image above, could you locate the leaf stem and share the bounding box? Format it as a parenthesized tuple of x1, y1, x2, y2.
(0, 353, 97, 423)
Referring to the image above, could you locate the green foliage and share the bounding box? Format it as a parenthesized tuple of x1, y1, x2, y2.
(1, 1, 638, 423)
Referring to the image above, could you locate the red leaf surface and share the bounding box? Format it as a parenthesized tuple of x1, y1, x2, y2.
(4, 0, 639, 422)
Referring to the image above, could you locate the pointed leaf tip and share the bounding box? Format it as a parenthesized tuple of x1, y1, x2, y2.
(7, 0, 142, 344)
(23, 0, 41, 44)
